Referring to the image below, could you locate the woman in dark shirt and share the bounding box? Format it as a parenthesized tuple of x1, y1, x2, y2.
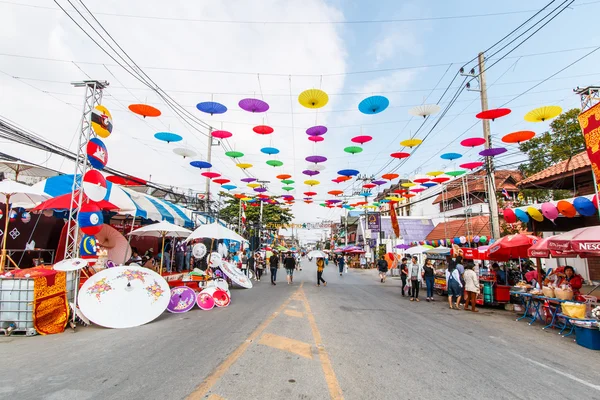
(423, 258, 436, 302)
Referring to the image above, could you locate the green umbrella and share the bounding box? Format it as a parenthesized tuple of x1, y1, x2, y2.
(446, 169, 466, 177)
(281, 179, 294, 185)
(282, 186, 294, 192)
(267, 160, 283, 167)
(225, 151, 244, 158)
(344, 146, 363, 155)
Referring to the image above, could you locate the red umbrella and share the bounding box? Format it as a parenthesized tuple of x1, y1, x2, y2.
(488, 234, 540, 259)
(548, 226, 600, 255)
(527, 236, 569, 258)
(33, 192, 118, 211)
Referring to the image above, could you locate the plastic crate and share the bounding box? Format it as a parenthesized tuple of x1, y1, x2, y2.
(575, 326, 600, 350)
(496, 285, 511, 303)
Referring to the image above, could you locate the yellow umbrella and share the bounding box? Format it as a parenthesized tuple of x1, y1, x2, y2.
(401, 182, 416, 188)
(524, 106, 562, 122)
(247, 183, 260, 188)
(236, 163, 253, 169)
(526, 206, 544, 222)
(298, 89, 329, 109)
(389, 196, 404, 202)
(304, 179, 320, 186)
(241, 197, 252, 201)
(400, 138, 422, 148)
(427, 171, 444, 177)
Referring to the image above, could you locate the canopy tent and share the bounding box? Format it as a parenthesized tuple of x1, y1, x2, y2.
(404, 245, 434, 255)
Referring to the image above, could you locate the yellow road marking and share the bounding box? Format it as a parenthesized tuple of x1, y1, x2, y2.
(284, 309, 304, 318)
(207, 395, 226, 400)
(187, 283, 304, 400)
(259, 332, 313, 359)
(300, 287, 344, 400)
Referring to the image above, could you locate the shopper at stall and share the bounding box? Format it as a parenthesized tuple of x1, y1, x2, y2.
(284, 252, 296, 284)
(175, 239, 186, 273)
(400, 257, 408, 297)
(269, 251, 279, 285)
(492, 263, 506, 285)
(423, 258, 436, 302)
(316, 257, 327, 287)
(377, 254, 388, 283)
(463, 262, 480, 312)
(446, 262, 463, 310)
(556, 266, 584, 295)
(409, 256, 424, 301)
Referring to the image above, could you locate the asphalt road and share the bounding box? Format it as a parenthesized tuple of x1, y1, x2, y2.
(1, 259, 599, 400)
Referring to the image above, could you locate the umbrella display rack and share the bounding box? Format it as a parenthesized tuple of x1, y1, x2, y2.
(0, 271, 76, 336)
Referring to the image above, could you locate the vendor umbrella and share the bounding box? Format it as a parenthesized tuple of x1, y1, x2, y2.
(0, 160, 57, 181)
(33, 191, 118, 211)
(129, 221, 191, 274)
(487, 234, 539, 259)
(547, 226, 600, 256)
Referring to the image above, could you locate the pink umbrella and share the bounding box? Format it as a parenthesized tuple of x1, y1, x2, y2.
(95, 224, 132, 264)
(541, 202, 559, 221)
(548, 226, 600, 255)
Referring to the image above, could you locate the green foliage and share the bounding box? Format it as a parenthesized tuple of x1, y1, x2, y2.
(217, 193, 294, 231)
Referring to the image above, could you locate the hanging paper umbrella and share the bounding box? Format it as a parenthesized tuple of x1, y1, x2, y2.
(338, 169, 359, 177)
(460, 161, 484, 170)
(266, 160, 283, 167)
(400, 138, 423, 147)
(391, 152, 410, 159)
(261, 147, 279, 155)
(306, 155, 327, 164)
(332, 178, 342, 183)
(475, 108, 511, 121)
(426, 171, 444, 177)
(276, 174, 291, 180)
(106, 175, 146, 186)
(445, 169, 466, 177)
(338, 176, 352, 182)
(502, 130, 535, 144)
(440, 152, 462, 161)
(190, 161, 212, 169)
(411, 186, 426, 193)
(213, 178, 230, 185)
(573, 197, 597, 216)
(253, 125, 274, 135)
(372, 180, 386, 186)
(358, 95, 389, 114)
(541, 202, 559, 221)
(222, 184, 237, 191)
(304, 191, 317, 196)
(241, 177, 257, 183)
(254, 187, 267, 193)
(155, 132, 182, 143)
(382, 173, 399, 180)
(202, 171, 221, 179)
(282, 187, 294, 192)
(328, 190, 343, 196)
(328, 199, 342, 204)
(526, 207, 544, 222)
(281, 179, 294, 185)
(524, 106, 562, 122)
(225, 151, 244, 158)
(196, 101, 227, 115)
(461, 137, 486, 147)
(308, 164, 326, 171)
(344, 146, 363, 155)
(363, 183, 376, 189)
(479, 147, 507, 157)
(212, 130, 233, 139)
(308, 136, 324, 143)
(306, 126, 327, 136)
(298, 89, 329, 109)
(515, 209, 530, 223)
(351, 135, 372, 145)
(304, 200, 313, 204)
(173, 148, 197, 158)
(247, 183, 260, 189)
(401, 182, 415, 188)
(129, 104, 161, 118)
(409, 104, 441, 118)
(302, 170, 320, 176)
(413, 175, 430, 184)
(238, 98, 269, 113)
(236, 163, 253, 169)
(404, 193, 416, 199)
(432, 176, 450, 183)
(304, 180, 320, 186)
(503, 208, 517, 224)
(422, 182, 437, 188)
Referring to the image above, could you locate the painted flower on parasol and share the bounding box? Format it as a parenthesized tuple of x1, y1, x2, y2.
(253, 125, 274, 135)
(400, 138, 422, 148)
(461, 137, 486, 147)
(440, 152, 462, 161)
(306, 125, 327, 136)
(338, 169, 359, 177)
(238, 98, 269, 113)
(479, 147, 507, 157)
(391, 152, 410, 159)
(298, 89, 329, 109)
(196, 101, 227, 115)
(173, 148, 196, 159)
(358, 95, 389, 114)
(344, 146, 363, 155)
(502, 130, 535, 144)
(266, 160, 283, 167)
(524, 106, 562, 122)
(155, 132, 182, 143)
(460, 161, 484, 170)
(409, 104, 440, 118)
(190, 161, 212, 169)
(475, 108, 511, 121)
(129, 104, 161, 118)
(212, 130, 233, 139)
(225, 151, 244, 159)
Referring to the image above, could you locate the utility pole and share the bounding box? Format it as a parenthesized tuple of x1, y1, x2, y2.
(205, 127, 213, 221)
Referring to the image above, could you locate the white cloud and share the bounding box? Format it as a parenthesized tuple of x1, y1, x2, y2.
(373, 29, 422, 65)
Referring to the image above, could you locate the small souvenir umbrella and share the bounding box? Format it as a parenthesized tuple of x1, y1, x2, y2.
(358, 95, 389, 114)
(409, 104, 441, 118)
(306, 126, 327, 136)
(190, 161, 212, 169)
(344, 146, 363, 155)
(155, 132, 182, 143)
(475, 108, 511, 121)
(440, 152, 462, 160)
(524, 106, 562, 122)
(502, 130, 535, 144)
(352, 135, 372, 145)
(253, 125, 274, 135)
(129, 104, 161, 118)
(400, 138, 422, 148)
(167, 286, 197, 313)
(298, 89, 329, 109)
(461, 137, 486, 147)
(239, 98, 269, 113)
(196, 101, 227, 115)
(391, 152, 410, 159)
(225, 151, 244, 159)
(173, 148, 196, 159)
(212, 130, 233, 139)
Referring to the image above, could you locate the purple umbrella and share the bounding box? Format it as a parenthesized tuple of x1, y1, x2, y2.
(372, 180, 387, 186)
(241, 177, 257, 183)
(167, 286, 196, 313)
(479, 147, 507, 157)
(328, 199, 341, 203)
(395, 244, 411, 250)
(302, 170, 320, 176)
(238, 98, 269, 113)
(254, 187, 267, 193)
(306, 155, 327, 163)
(306, 125, 328, 136)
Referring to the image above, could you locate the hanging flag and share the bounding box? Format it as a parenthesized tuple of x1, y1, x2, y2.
(578, 103, 600, 191)
(389, 201, 400, 238)
(241, 201, 247, 226)
(501, 188, 510, 200)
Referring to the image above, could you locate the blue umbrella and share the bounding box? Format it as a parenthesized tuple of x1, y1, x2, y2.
(573, 197, 597, 216)
(261, 147, 280, 155)
(440, 152, 462, 160)
(154, 132, 182, 143)
(338, 169, 359, 177)
(359, 192, 372, 197)
(196, 101, 227, 115)
(358, 95, 389, 115)
(515, 208, 529, 223)
(222, 184, 237, 191)
(190, 161, 212, 169)
(422, 182, 437, 188)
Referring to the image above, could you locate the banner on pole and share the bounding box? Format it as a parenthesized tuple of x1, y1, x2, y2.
(367, 212, 381, 232)
(578, 103, 600, 188)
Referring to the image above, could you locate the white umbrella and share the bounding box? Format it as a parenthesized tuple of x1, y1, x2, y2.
(185, 222, 246, 243)
(129, 221, 191, 274)
(404, 245, 434, 255)
(424, 246, 451, 255)
(0, 179, 50, 271)
(307, 250, 327, 259)
(0, 160, 58, 181)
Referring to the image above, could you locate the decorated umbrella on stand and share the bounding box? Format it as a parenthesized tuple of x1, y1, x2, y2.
(0, 160, 58, 181)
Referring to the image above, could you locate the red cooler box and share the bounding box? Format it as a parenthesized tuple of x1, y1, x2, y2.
(495, 285, 511, 303)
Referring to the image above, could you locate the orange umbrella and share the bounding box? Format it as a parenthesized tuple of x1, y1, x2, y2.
(557, 200, 577, 217)
(277, 174, 292, 180)
(337, 176, 352, 182)
(502, 130, 535, 144)
(328, 190, 343, 196)
(128, 104, 161, 118)
(382, 173, 399, 180)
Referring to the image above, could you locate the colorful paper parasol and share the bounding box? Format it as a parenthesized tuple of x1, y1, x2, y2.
(302, 170, 319, 176)
(212, 130, 233, 139)
(306, 155, 327, 163)
(401, 182, 415, 188)
(154, 132, 182, 143)
(254, 187, 267, 193)
(304, 191, 317, 196)
(400, 138, 422, 148)
(213, 178, 230, 185)
(440, 152, 462, 160)
(261, 147, 279, 155)
(236, 163, 253, 169)
(328, 190, 343, 196)
(309, 136, 324, 142)
(479, 147, 507, 157)
(247, 183, 260, 188)
(475, 108, 511, 120)
(196, 291, 215, 310)
(202, 171, 221, 179)
(409, 104, 441, 118)
(338, 169, 359, 177)
(241, 177, 257, 183)
(524, 106, 562, 122)
(412, 176, 430, 184)
(382, 173, 399, 180)
(129, 104, 161, 118)
(432, 176, 450, 183)
(461, 137, 486, 147)
(298, 89, 329, 109)
(281, 179, 294, 184)
(173, 148, 196, 158)
(502, 130, 535, 144)
(358, 95, 389, 114)
(363, 183, 376, 189)
(196, 101, 227, 115)
(460, 161, 484, 170)
(105, 175, 146, 186)
(222, 184, 237, 191)
(167, 286, 196, 313)
(253, 125, 274, 135)
(190, 160, 212, 169)
(282, 186, 294, 192)
(238, 98, 269, 113)
(422, 182, 437, 188)
(426, 171, 444, 177)
(391, 152, 410, 159)
(557, 200, 577, 217)
(266, 160, 283, 167)
(306, 125, 327, 136)
(411, 186, 426, 193)
(351, 135, 372, 145)
(276, 174, 291, 180)
(337, 176, 352, 182)
(304, 180, 320, 186)
(344, 146, 363, 155)
(225, 151, 244, 158)
(372, 180, 386, 186)
(445, 169, 466, 177)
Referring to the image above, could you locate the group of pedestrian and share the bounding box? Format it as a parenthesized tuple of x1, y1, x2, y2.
(445, 255, 480, 312)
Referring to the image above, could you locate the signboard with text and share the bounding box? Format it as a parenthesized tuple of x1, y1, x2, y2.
(367, 212, 381, 232)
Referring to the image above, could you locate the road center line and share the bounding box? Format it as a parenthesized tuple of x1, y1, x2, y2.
(514, 354, 600, 392)
(187, 282, 304, 400)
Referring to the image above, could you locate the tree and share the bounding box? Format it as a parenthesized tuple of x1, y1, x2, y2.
(217, 193, 294, 232)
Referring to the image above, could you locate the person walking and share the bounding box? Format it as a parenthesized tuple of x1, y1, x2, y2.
(175, 239, 186, 273)
(360, 254, 366, 269)
(284, 252, 296, 284)
(255, 253, 264, 281)
(400, 257, 409, 297)
(247, 252, 255, 279)
(409, 256, 424, 301)
(446, 262, 463, 310)
(463, 262, 480, 312)
(423, 258, 436, 302)
(316, 257, 327, 286)
(377, 254, 389, 283)
(269, 251, 279, 285)
(241, 252, 249, 276)
(337, 254, 345, 277)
